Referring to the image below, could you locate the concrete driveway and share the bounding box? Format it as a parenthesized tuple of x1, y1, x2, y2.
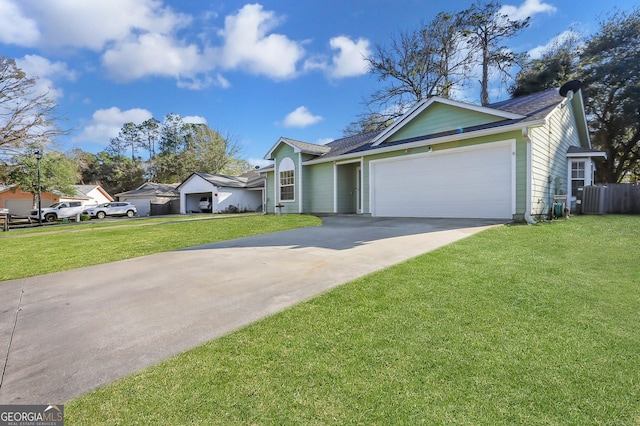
(0, 216, 502, 404)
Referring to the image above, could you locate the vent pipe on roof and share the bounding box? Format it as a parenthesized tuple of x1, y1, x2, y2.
(559, 80, 583, 100)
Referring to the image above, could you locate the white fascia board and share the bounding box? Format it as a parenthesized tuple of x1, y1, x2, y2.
(370, 96, 525, 147)
(264, 137, 292, 160)
(566, 152, 607, 158)
(303, 120, 544, 166)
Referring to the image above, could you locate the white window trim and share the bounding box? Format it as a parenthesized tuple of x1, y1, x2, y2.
(279, 157, 295, 203)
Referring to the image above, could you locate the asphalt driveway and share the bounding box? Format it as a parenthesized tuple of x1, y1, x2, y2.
(0, 216, 502, 404)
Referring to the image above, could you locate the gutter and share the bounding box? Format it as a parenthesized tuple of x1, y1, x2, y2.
(302, 119, 547, 166)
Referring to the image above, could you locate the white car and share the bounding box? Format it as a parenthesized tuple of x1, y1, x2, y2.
(84, 202, 137, 219)
(30, 201, 85, 222)
(199, 196, 212, 213)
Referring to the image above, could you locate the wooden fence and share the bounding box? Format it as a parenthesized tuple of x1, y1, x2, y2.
(605, 183, 640, 213)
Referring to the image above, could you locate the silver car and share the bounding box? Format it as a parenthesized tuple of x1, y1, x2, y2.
(84, 202, 137, 219)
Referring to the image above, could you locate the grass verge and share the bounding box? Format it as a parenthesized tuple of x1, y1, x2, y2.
(0, 214, 320, 281)
(66, 215, 640, 425)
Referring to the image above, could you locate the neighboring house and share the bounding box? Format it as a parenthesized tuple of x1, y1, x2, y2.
(116, 182, 180, 217)
(0, 185, 58, 216)
(262, 86, 605, 221)
(0, 184, 113, 216)
(178, 171, 265, 214)
(63, 185, 114, 207)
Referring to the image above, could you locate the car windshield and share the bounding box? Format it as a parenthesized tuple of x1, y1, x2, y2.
(48, 202, 62, 208)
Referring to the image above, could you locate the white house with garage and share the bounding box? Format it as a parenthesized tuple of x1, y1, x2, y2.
(116, 182, 180, 216)
(178, 171, 265, 214)
(261, 83, 605, 222)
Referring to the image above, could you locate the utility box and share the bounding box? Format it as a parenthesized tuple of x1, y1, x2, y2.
(582, 186, 607, 214)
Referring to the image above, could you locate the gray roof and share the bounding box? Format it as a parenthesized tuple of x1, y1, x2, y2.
(566, 146, 606, 158)
(485, 88, 562, 122)
(274, 89, 566, 162)
(281, 137, 331, 155)
(116, 182, 180, 197)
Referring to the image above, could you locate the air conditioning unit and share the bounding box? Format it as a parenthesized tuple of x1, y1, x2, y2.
(582, 186, 607, 214)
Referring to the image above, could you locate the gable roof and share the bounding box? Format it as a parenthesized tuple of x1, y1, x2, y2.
(370, 96, 525, 147)
(266, 88, 579, 166)
(178, 171, 265, 190)
(73, 184, 114, 202)
(264, 137, 331, 160)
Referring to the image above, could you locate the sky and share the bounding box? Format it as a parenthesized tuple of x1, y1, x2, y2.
(1, 0, 636, 168)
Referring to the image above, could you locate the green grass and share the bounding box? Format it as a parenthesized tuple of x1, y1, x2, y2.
(66, 215, 640, 425)
(0, 214, 320, 281)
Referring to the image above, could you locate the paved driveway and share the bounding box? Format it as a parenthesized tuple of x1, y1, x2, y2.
(0, 216, 502, 404)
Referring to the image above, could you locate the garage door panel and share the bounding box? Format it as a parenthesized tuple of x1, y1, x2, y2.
(371, 143, 513, 219)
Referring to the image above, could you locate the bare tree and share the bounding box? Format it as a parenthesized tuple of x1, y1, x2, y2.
(459, 1, 530, 105)
(0, 57, 66, 158)
(350, 12, 473, 135)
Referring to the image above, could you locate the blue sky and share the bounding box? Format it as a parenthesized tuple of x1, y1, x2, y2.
(0, 0, 635, 168)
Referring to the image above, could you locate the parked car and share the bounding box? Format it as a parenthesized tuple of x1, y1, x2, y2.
(30, 201, 85, 222)
(199, 196, 212, 213)
(84, 202, 137, 219)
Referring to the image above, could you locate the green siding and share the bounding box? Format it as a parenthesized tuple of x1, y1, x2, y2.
(265, 172, 275, 212)
(387, 103, 508, 143)
(304, 162, 334, 213)
(269, 143, 300, 214)
(530, 102, 580, 217)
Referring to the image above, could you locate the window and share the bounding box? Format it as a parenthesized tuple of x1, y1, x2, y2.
(571, 161, 585, 196)
(279, 157, 295, 201)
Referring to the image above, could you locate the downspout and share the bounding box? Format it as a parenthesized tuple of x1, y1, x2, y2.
(273, 161, 278, 214)
(298, 152, 303, 214)
(522, 127, 537, 225)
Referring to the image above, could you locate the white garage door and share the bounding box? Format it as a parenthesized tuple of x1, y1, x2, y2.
(371, 141, 514, 219)
(5, 199, 34, 216)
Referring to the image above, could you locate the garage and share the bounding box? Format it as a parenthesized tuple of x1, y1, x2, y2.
(370, 140, 514, 219)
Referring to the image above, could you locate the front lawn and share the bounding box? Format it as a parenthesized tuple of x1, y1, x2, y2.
(0, 214, 321, 281)
(66, 215, 640, 425)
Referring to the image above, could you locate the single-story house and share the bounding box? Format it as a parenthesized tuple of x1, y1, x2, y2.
(65, 185, 114, 207)
(116, 182, 180, 216)
(0, 184, 112, 216)
(262, 85, 605, 221)
(178, 171, 265, 214)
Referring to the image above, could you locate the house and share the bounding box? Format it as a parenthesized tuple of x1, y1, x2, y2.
(178, 171, 265, 214)
(0, 184, 113, 216)
(116, 182, 180, 217)
(65, 185, 114, 207)
(0, 185, 58, 215)
(261, 85, 605, 221)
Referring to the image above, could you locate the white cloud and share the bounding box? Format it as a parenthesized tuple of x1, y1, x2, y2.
(213, 4, 305, 80)
(500, 0, 557, 21)
(528, 29, 582, 59)
(16, 0, 190, 50)
(283, 106, 323, 128)
(183, 115, 207, 124)
(304, 36, 372, 79)
(74, 107, 153, 144)
(248, 158, 273, 168)
(102, 33, 202, 81)
(0, 0, 39, 46)
(16, 55, 76, 100)
(327, 36, 371, 78)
